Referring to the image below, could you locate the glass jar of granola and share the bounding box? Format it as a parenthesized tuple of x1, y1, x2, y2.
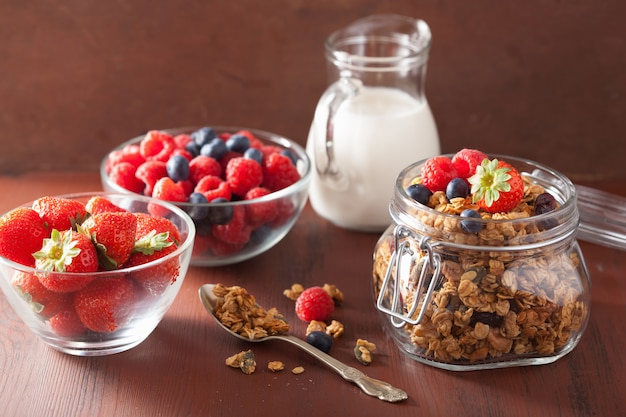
(372, 155, 590, 371)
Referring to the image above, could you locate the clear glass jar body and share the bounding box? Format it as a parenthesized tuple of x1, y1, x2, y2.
(372, 156, 591, 370)
(306, 14, 440, 232)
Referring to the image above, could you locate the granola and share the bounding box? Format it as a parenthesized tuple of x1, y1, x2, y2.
(354, 339, 377, 365)
(373, 174, 589, 366)
(226, 350, 256, 374)
(212, 284, 289, 340)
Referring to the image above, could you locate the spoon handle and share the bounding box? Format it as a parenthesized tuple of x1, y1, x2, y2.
(278, 335, 408, 402)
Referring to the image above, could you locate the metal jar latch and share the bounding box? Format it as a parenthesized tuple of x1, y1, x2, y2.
(376, 225, 442, 328)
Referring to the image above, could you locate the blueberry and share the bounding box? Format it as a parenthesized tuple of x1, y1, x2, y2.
(306, 331, 333, 353)
(200, 138, 228, 160)
(250, 225, 272, 244)
(406, 183, 432, 206)
(186, 192, 209, 221)
(446, 177, 469, 200)
(208, 198, 234, 224)
(243, 147, 263, 165)
(166, 154, 190, 182)
(534, 192, 557, 215)
(226, 133, 250, 153)
(460, 209, 484, 234)
(280, 149, 298, 166)
(185, 141, 201, 157)
(191, 127, 217, 147)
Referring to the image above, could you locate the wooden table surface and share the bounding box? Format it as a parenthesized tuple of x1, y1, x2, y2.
(0, 172, 624, 417)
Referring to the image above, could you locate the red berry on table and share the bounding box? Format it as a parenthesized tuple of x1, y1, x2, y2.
(295, 286, 335, 322)
(451, 149, 488, 179)
(468, 158, 524, 214)
(262, 153, 300, 192)
(226, 157, 263, 197)
(421, 156, 458, 192)
(32, 196, 89, 231)
(81, 211, 138, 269)
(0, 207, 49, 267)
(33, 230, 97, 292)
(74, 277, 137, 333)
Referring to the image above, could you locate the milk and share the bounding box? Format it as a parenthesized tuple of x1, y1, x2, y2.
(306, 86, 440, 231)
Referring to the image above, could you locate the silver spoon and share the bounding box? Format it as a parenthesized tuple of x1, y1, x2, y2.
(198, 284, 408, 403)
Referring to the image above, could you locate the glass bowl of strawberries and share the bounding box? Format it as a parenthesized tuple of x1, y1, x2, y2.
(0, 193, 195, 356)
(100, 126, 311, 266)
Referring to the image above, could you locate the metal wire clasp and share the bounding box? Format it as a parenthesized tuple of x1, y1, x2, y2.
(376, 225, 442, 328)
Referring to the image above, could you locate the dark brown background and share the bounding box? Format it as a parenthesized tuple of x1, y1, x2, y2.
(1, 0, 624, 180)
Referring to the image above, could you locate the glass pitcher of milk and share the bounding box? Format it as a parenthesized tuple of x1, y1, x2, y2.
(306, 14, 440, 232)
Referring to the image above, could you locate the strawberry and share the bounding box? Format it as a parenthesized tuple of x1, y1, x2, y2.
(74, 277, 137, 333)
(134, 212, 181, 245)
(81, 211, 137, 269)
(126, 244, 179, 297)
(468, 158, 524, 214)
(33, 230, 97, 292)
(49, 304, 87, 337)
(0, 207, 49, 267)
(451, 149, 488, 179)
(32, 196, 89, 231)
(85, 196, 127, 215)
(12, 271, 70, 318)
(421, 156, 458, 192)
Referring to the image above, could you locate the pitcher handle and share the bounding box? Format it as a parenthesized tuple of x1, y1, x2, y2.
(311, 77, 362, 190)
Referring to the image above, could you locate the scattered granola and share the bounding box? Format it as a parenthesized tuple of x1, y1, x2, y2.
(212, 284, 289, 340)
(354, 339, 377, 365)
(267, 361, 285, 372)
(291, 366, 305, 375)
(306, 320, 327, 335)
(323, 283, 345, 304)
(226, 350, 256, 374)
(283, 283, 304, 301)
(326, 320, 345, 339)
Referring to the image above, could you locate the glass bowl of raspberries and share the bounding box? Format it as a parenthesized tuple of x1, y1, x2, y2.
(100, 126, 311, 266)
(0, 192, 195, 356)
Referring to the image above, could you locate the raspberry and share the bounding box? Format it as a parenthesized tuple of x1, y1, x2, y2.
(195, 175, 232, 202)
(109, 162, 145, 194)
(244, 187, 278, 227)
(106, 145, 145, 170)
(173, 133, 193, 149)
(295, 286, 335, 322)
(152, 177, 187, 202)
(135, 161, 168, 196)
(189, 155, 221, 185)
(452, 149, 488, 179)
(269, 197, 295, 227)
(420, 156, 458, 192)
(140, 130, 176, 162)
(226, 157, 263, 197)
(219, 150, 241, 172)
(262, 153, 300, 191)
(212, 206, 250, 244)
